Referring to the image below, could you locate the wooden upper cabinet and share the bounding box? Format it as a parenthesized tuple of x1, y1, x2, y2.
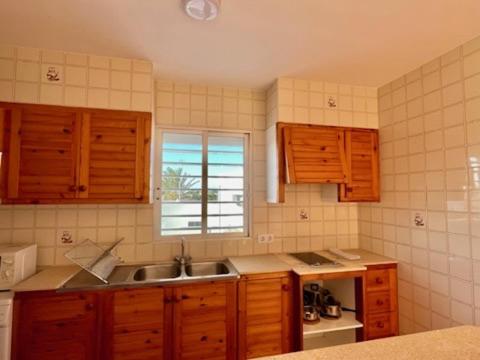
(0, 102, 151, 204)
(81, 110, 151, 201)
(339, 128, 380, 202)
(4, 106, 80, 200)
(273, 122, 380, 203)
(282, 124, 348, 184)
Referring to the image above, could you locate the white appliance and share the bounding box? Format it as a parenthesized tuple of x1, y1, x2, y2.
(0, 244, 36, 360)
(0, 292, 12, 360)
(0, 244, 37, 290)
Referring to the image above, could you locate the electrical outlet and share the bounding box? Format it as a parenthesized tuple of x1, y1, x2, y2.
(257, 234, 274, 244)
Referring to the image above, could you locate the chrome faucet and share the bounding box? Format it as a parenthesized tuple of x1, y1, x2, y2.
(175, 237, 191, 266)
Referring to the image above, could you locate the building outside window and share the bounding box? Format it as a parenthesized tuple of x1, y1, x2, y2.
(155, 130, 249, 239)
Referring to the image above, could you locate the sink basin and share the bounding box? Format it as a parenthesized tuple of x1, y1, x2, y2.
(186, 262, 230, 277)
(61, 259, 239, 291)
(132, 264, 181, 281)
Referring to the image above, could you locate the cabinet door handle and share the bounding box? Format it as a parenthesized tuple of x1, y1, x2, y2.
(376, 321, 384, 328)
(85, 303, 94, 311)
(282, 284, 290, 292)
(69, 185, 77, 192)
(376, 299, 384, 306)
(375, 277, 384, 284)
(79, 185, 87, 192)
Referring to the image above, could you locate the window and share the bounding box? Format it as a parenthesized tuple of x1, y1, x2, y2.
(156, 130, 249, 238)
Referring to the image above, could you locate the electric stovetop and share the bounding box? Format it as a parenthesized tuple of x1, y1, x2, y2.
(288, 252, 341, 267)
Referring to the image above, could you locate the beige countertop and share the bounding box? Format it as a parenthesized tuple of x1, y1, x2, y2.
(259, 325, 480, 360)
(228, 254, 292, 274)
(231, 249, 395, 276)
(13, 249, 396, 292)
(13, 265, 81, 292)
(323, 248, 398, 267)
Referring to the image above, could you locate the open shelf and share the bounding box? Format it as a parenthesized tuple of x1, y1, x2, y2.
(303, 311, 363, 338)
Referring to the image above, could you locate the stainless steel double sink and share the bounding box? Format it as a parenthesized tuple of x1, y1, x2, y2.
(131, 261, 232, 281)
(61, 260, 239, 290)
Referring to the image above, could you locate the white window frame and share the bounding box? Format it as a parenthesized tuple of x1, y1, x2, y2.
(154, 127, 251, 241)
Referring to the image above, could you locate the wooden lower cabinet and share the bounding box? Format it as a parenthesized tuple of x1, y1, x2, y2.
(12, 281, 237, 360)
(363, 264, 398, 340)
(12, 291, 101, 360)
(237, 272, 293, 359)
(108, 286, 169, 360)
(12, 266, 398, 359)
(173, 281, 237, 360)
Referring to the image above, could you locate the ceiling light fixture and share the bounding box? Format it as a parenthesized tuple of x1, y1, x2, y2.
(183, 0, 220, 21)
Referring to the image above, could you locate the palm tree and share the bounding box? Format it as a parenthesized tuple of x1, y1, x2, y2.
(162, 167, 219, 201)
(162, 167, 200, 201)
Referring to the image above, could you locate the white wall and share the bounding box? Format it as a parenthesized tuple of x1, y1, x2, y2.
(0, 44, 155, 265)
(359, 34, 480, 333)
(0, 44, 378, 266)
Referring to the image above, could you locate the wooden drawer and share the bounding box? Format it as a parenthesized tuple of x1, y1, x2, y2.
(366, 269, 390, 291)
(366, 291, 392, 313)
(366, 312, 397, 340)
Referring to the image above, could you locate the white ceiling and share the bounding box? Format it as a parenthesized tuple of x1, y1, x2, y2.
(1, 0, 480, 89)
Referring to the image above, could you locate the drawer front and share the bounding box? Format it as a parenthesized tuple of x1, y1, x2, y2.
(366, 291, 392, 313)
(366, 269, 390, 291)
(366, 313, 396, 340)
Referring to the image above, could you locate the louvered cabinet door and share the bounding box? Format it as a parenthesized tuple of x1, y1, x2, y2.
(5, 106, 80, 202)
(282, 125, 348, 184)
(80, 110, 151, 202)
(173, 282, 237, 360)
(339, 129, 380, 202)
(111, 287, 168, 360)
(12, 291, 100, 360)
(238, 274, 293, 359)
(0, 108, 7, 198)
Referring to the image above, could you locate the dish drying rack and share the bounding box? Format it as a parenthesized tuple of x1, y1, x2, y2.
(64, 238, 124, 283)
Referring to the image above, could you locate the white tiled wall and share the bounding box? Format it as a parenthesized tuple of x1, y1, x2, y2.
(0, 44, 155, 265)
(0, 204, 155, 265)
(0, 45, 372, 266)
(267, 77, 378, 129)
(359, 35, 480, 333)
(0, 44, 153, 111)
(0, 72, 363, 266)
(265, 78, 378, 202)
(154, 80, 360, 258)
